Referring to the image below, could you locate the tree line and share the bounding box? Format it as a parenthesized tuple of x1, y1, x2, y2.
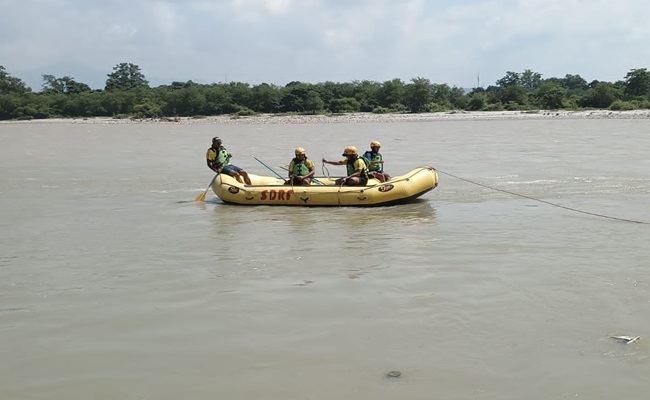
(1, 63, 649, 121)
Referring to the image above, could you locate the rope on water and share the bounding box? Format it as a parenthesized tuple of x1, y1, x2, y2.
(436, 168, 649, 225)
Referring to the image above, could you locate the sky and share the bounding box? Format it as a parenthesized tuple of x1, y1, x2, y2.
(1, 0, 649, 91)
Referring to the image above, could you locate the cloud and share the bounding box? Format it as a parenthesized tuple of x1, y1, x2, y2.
(1, 0, 649, 90)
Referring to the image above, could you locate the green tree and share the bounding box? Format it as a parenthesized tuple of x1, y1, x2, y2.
(328, 97, 360, 113)
(163, 86, 205, 116)
(623, 68, 650, 97)
(302, 90, 324, 114)
(0, 93, 28, 119)
(133, 101, 162, 118)
(495, 71, 520, 88)
(534, 82, 566, 109)
(449, 86, 469, 109)
(100, 90, 138, 115)
(42, 75, 91, 94)
(520, 69, 542, 90)
(431, 83, 452, 108)
(376, 79, 405, 109)
(498, 85, 527, 106)
(562, 74, 588, 91)
(352, 80, 380, 112)
(250, 83, 281, 113)
(225, 82, 253, 110)
(0, 66, 30, 94)
(67, 92, 107, 116)
(578, 82, 620, 108)
(280, 82, 316, 113)
(203, 85, 234, 114)
(404, 77, 432, 112)
(466, 93, 487, 111)
(105, 63, 149, 91)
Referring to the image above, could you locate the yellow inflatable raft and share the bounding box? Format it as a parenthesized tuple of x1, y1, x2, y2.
(211, 166, 438, 206)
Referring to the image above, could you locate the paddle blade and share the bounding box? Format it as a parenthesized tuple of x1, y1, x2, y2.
(195, 189, 208, 203)
(195, 174, 218, 203)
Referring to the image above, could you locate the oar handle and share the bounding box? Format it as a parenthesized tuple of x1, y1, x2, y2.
(252, 156, 284, 179)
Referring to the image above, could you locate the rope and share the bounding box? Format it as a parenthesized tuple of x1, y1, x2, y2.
(322, 163, 331, 179)
(436, 169, 649, 225)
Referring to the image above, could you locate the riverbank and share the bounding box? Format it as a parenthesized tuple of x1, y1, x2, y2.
(3, 109, 650, 125)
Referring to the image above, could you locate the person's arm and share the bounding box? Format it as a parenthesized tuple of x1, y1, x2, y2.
(322, 158, 345, 165)
(221, 147, 233, 162)
(206, 150, 221, 173)
(287, 161, 295, 179)
(207, 160, 221, 173)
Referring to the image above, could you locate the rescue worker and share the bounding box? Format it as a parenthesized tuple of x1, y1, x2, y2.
(322, 146, 369, 186)
(362, 140, 391, 182)
(286, 147, 315, 186)
(206, 136, 251, 185)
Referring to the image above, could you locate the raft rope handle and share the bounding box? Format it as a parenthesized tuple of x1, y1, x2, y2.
(436, 168, 649, 225)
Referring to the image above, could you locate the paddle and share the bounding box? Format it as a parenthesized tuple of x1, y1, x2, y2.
(252, 155, 284, 179)
(194, 173, 219, 202)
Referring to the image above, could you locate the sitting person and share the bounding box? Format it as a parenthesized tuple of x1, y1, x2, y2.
(206, 136, 251, 185)
(286, 147, 315, 186)
(322, 146, 369, 186)
(362, 140, 391, 183)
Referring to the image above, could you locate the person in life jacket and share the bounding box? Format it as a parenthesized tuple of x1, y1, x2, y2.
(322, 146, 369, 186)
(206, 136, 251, 185)
(362, 140, 391, 183)
(286, 147, 315, 186)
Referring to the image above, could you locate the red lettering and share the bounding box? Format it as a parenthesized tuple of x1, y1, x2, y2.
(260, 189, 294, 201)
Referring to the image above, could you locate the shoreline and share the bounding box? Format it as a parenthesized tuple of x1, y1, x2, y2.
(2, 109, 650, 125)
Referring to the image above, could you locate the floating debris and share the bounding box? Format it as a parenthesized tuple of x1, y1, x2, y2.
(385, 370, 401, 378)
(610, 335, 640, 344)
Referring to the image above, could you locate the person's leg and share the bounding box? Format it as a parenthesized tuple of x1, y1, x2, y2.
(225, 165, 249, 185)
(240, 170, 252, 185)
(345, 177, 362, 186)
(229, 171, 244, 184)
